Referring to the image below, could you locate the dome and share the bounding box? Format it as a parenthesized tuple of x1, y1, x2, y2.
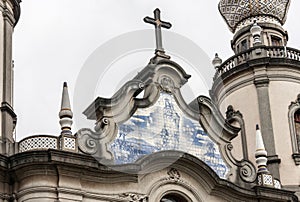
(219, 0, 291, 33)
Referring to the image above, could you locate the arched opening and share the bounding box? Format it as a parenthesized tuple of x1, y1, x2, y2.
(160, 193, 188, 202)
(294, 110, 300, 151)
(288, 95, 300, 165)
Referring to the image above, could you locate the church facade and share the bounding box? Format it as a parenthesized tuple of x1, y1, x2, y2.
(0, 0, 299, 201)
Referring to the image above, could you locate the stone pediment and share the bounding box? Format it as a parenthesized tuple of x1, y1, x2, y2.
(76, 56, 257, 186)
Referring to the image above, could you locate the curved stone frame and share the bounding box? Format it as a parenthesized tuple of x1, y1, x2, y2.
(288, 94, 300, 165)
(138, 151, 246, 202)
(150, 184, 196, 202)
(76, 56, 256, 185)
(225, 105, 249, 160)
(197, 96, 256, 186)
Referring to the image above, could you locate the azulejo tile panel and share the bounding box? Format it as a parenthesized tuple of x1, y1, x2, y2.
(110, 93, 228, 178)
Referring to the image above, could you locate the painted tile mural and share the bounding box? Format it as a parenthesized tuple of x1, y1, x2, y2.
(110, 93, 228, 178)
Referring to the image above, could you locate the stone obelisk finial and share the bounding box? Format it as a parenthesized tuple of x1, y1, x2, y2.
(59, 82, 73, 135)
(255, 124, 281, 188)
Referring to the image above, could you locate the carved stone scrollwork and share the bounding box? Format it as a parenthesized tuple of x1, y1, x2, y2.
(76, 118, 117, 160)
(77, 128, 100, 155)
(119, 193, 148, 202)
(94, 118, 109, 133)
(225, 143, 256, 183)
(225, 106, 257, 184)
(167, 168, 181, 181)
(159, 75, 175, 93)
(226, 143, 233, 151)
(239, 161, 257, 183)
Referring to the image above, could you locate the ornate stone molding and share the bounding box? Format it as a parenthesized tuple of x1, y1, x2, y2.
(119, 193, 148, 202)
(76, 118, 117, 160)
(225, 143, 256, 185)
(167, 168, 181, 181)
(225, 105, 249, 160)
(77, 55, 256, 187)
(77, 59, 202, 163)
(288, 94, 300, 165)
(292, 154, 300, 165)
(197, 96, 257, 186)
(159, 75, 175, 93)
(197, 96, 239, 142)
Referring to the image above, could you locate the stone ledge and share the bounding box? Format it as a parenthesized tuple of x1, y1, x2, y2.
(0, 150, 298, 201)
(292, 153, 300, 165)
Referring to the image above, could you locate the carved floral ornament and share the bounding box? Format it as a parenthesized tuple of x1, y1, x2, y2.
(167, 168, 181, 181)
(159, 75, 175, 93)
(119, 193, 148, 202)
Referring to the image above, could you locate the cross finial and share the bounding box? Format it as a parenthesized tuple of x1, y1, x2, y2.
(144, 8, 172, 59)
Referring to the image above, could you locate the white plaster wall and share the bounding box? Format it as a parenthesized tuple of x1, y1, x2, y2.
(269, 80, 300, 186)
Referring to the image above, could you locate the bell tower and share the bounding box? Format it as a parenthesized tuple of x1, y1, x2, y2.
(212, 0, 300, 195)
(0, 0, 20, 155)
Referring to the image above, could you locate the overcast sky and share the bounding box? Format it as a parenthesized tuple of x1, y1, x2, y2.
(12, 0, 300, 140)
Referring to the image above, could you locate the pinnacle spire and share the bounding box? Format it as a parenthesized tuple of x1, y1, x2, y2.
(255, 124, 281, 188)
(255, 124, 268, 174)
(59, 82, 73, 135)
(61, 82, 71, 110)
(212, 53, 222, 69)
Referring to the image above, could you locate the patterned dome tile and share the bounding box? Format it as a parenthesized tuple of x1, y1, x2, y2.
(219, 0, 290, 32)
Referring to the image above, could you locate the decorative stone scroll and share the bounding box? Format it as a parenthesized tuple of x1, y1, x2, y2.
(77, 118, 117, 160)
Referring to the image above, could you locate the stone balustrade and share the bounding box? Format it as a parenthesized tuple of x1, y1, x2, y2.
(18, 134, 77, 153)
(214, 46, 300, 80)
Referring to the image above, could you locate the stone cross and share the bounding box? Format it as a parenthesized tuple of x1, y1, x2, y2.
(144, 8, 172, 58)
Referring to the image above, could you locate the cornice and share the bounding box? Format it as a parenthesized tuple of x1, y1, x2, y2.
(0, 150, 296, 201)
(212, 56, 300, 98)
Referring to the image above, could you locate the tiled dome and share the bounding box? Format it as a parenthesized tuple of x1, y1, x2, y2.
(219, 0, 291, 33)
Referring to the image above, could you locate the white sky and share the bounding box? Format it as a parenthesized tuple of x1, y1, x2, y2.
(12, 0, 300, 140)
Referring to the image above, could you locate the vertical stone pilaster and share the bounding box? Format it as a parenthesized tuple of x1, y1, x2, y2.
(254, 67, 280, 180)
(0, 0, 18, 155)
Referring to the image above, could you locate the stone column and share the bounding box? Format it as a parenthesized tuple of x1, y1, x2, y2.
(0, 0, 19, 155)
